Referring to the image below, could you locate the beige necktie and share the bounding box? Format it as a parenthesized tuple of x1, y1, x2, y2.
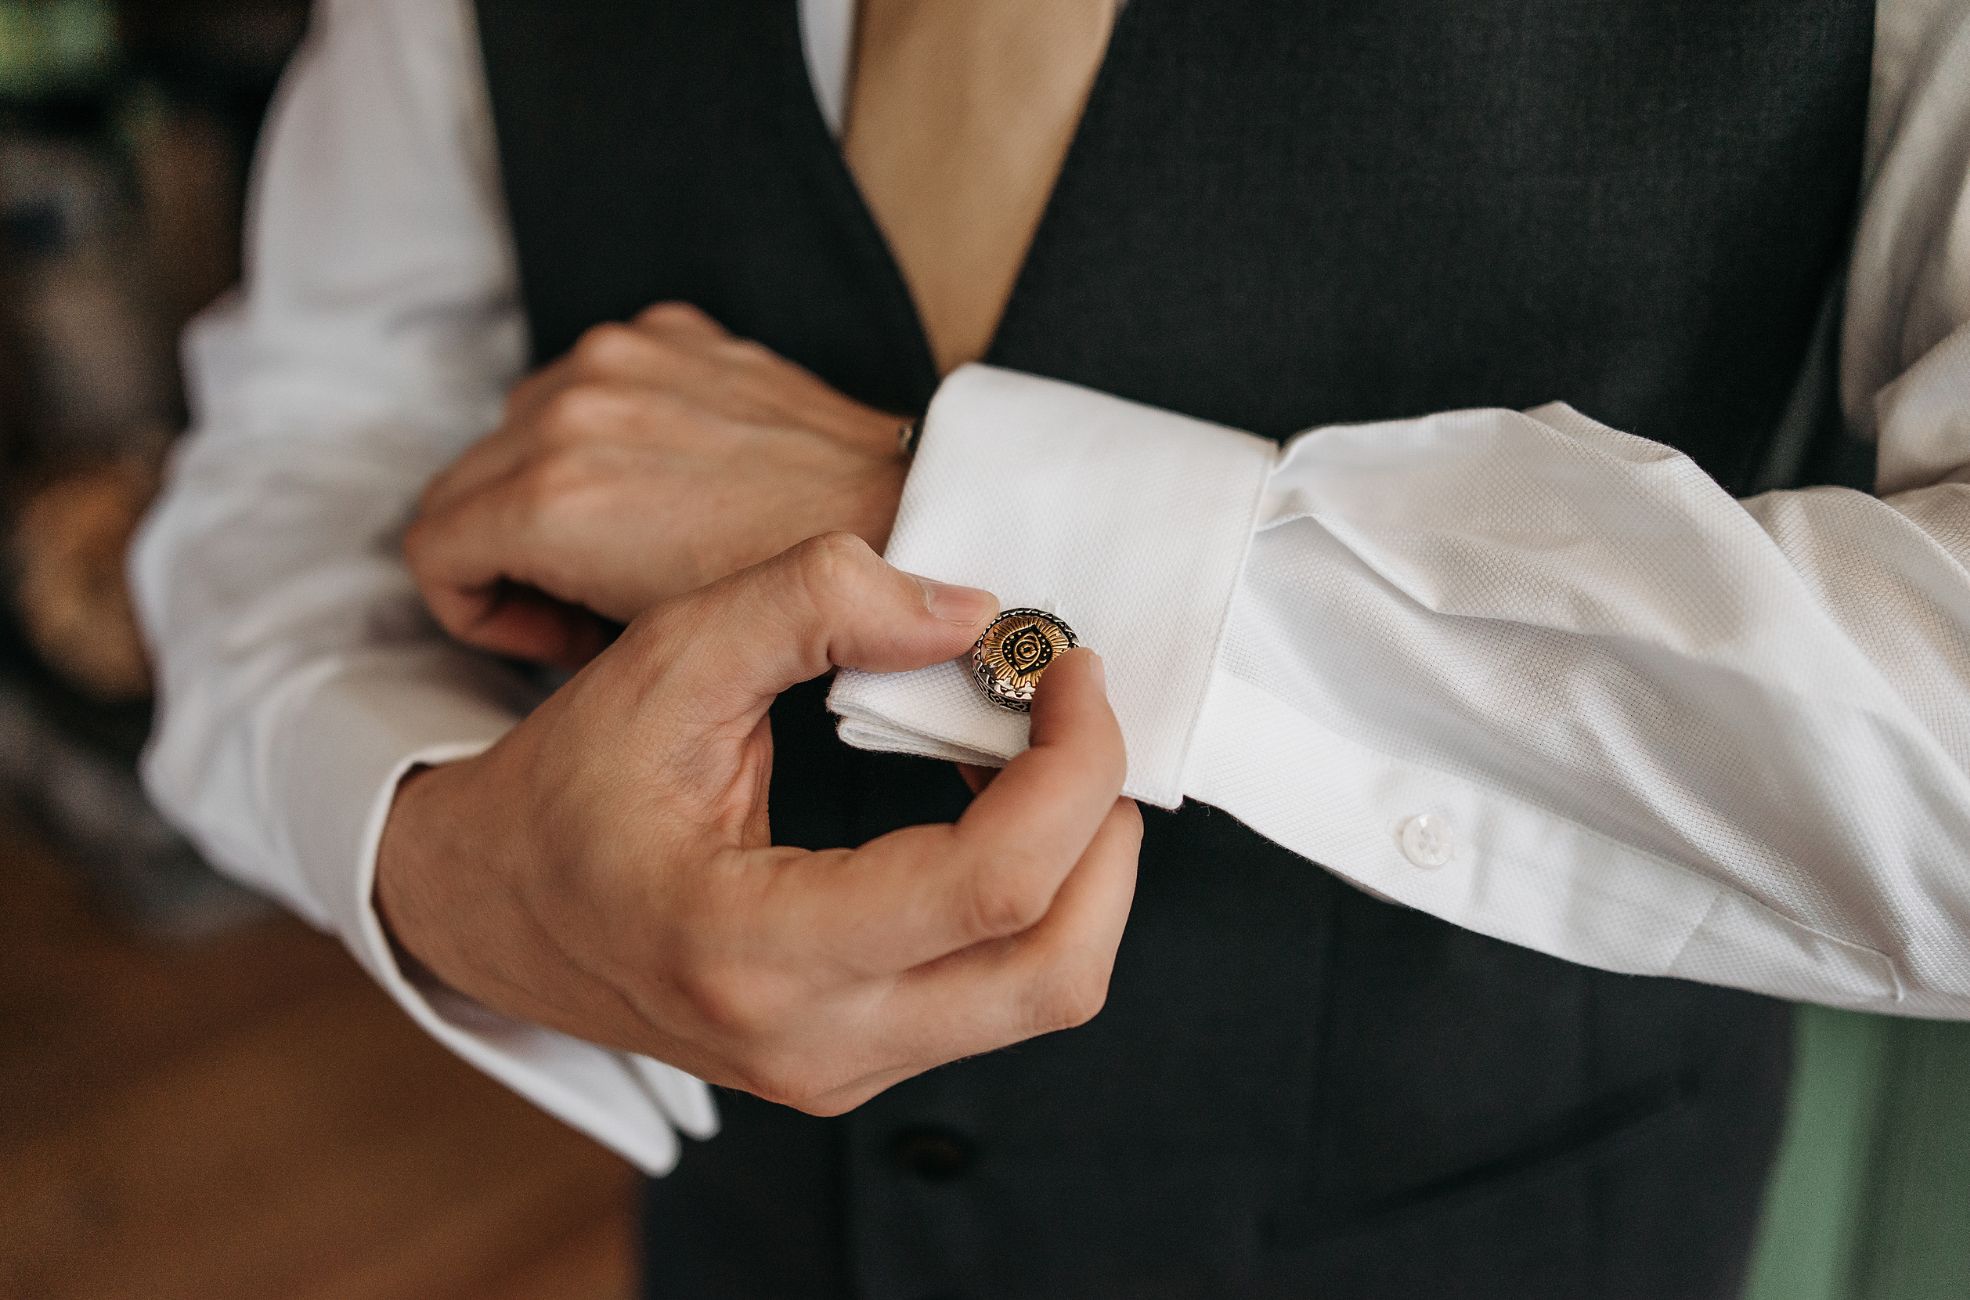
(843, 0, 1120, 375)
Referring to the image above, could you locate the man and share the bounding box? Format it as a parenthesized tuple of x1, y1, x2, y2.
(135, 0, 1970, 1296)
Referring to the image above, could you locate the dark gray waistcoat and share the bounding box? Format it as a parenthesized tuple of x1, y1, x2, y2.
(472, 2, 1875, 1295)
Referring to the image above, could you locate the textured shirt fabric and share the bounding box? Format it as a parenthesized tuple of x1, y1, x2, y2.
(132, 0, 1970, 1174)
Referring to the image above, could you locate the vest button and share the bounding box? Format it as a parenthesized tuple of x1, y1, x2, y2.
(890, 1125, 976, 1182)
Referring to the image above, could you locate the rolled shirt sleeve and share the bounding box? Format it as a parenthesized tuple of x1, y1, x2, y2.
(132, 0, 715, 1172)
(831, 362, 1970, 1017)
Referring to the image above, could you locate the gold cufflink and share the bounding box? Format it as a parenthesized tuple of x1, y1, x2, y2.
(972, 608, 1078, 712)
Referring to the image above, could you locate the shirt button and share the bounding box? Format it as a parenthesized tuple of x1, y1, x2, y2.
(1398, 813, 1454, 869)
(890, 1125, 976, 1182)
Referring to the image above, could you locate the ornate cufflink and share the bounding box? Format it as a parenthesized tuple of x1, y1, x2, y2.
(972, 608, 1078, 712)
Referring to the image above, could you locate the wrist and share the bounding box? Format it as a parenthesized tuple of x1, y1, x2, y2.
(847, 452, 909, 554)
(375, 756, 490, 996)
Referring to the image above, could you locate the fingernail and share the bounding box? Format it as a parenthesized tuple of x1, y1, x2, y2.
(1082, 649, 1106, 689)
(913, 574, 997, 625)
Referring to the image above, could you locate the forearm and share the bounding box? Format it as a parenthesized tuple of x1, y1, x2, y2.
(129, 0, 723, 1173)
(832, 366, 1970, 1016)
(132, 385, 726, 1173)
(133, 410, 528, 924)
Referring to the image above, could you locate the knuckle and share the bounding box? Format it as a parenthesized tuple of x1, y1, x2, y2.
(716, 336, 775, 369)
(1029, 963, 1112, 1034)
(636, 300, 713, 331)
(514, 452, 592, 517)
(536, 383, 620, 440)
(794, 1096, 853, 1118)
(789, 530, 874, 595)
(727, 1052, 788, 1105)
(791, 1086, 865, 1118)
(1097, 741, 1130, 798)
(1119, 799, 1146, 846)
(736, 1053, 837, 1115)
(570, 321, 647, 372)
(679, 962, 785, 1039)
(966, 864, 1053, 940)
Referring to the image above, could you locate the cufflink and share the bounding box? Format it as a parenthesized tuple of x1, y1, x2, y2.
(972, 608, 1078, 712)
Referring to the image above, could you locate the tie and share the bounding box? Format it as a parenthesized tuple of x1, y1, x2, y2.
(843, 0, 1120, 375)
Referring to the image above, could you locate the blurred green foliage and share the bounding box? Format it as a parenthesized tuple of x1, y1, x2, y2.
(0, 0, 119, 100)
(1749, 1009, 1970, 1300)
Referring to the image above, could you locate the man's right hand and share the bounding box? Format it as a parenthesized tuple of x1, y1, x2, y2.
(376, 533, 1141, 1116)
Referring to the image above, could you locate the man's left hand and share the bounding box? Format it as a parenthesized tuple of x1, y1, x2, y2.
(406, 302, 908, 666)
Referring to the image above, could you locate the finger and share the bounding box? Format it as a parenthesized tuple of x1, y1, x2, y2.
(959, 649, 1124, 854)
(407, 488, 617, 667)
(405, 473, 538, 632)
(573, 315, 736, 408)
(760, 795, 1142, 1117)
(632, 533, 997, 718)
(928, 649, 1129, 946)
(454, 581, 617, 668)
(419, 372, 644, 517)
(501, 317, 706, 432)
(956, 762, 995, 794)
(417, 430, 535, 518)
(790, 1062, 918, 1119)
(495, 359, 581, 431)
(802, 650, 1127, 974)
(877, 795, 1141, 1070)
(405, 469, 640, 652)
(633, 306, 898, 446)
(632, 300, 730, 340)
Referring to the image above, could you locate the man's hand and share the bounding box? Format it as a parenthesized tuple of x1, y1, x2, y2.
(404, 303, 908, 668)
(377, 534, 1141, 1116)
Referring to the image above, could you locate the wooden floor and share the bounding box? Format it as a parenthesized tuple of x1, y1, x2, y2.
(0, 814, 641, 1300)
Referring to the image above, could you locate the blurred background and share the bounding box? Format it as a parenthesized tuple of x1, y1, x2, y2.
(0, 4, 638, 1297)
(0, 3, 1963, 1298)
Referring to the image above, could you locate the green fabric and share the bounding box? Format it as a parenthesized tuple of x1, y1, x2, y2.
(1747, 1008, 1970, 1300)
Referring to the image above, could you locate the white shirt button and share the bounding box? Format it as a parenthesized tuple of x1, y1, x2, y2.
(1398, 813, 1454, 869)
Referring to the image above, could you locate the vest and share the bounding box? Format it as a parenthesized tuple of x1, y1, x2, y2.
(473, 2, 1876, 1295)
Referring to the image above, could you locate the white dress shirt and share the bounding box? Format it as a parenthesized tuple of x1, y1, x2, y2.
(133, 0, 1970, 1174)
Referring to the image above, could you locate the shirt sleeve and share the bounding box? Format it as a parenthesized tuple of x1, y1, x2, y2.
(829, 0, 1970, 1019)
(131, 0, 715, 1172)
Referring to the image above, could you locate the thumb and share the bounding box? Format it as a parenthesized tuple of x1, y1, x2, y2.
(639, 532, 997, 713)
(436, 580, 618, 670)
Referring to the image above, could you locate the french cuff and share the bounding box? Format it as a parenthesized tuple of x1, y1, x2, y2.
(268, 646, 718, 1175)
(828, 365, 1276, 809)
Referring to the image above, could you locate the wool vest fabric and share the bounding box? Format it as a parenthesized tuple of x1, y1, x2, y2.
(473, 2, 1876, 1296)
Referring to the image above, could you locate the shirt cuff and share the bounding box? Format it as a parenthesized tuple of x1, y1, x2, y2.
(268, 647, 718, 1173)
(828, 365, 1277, 809)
